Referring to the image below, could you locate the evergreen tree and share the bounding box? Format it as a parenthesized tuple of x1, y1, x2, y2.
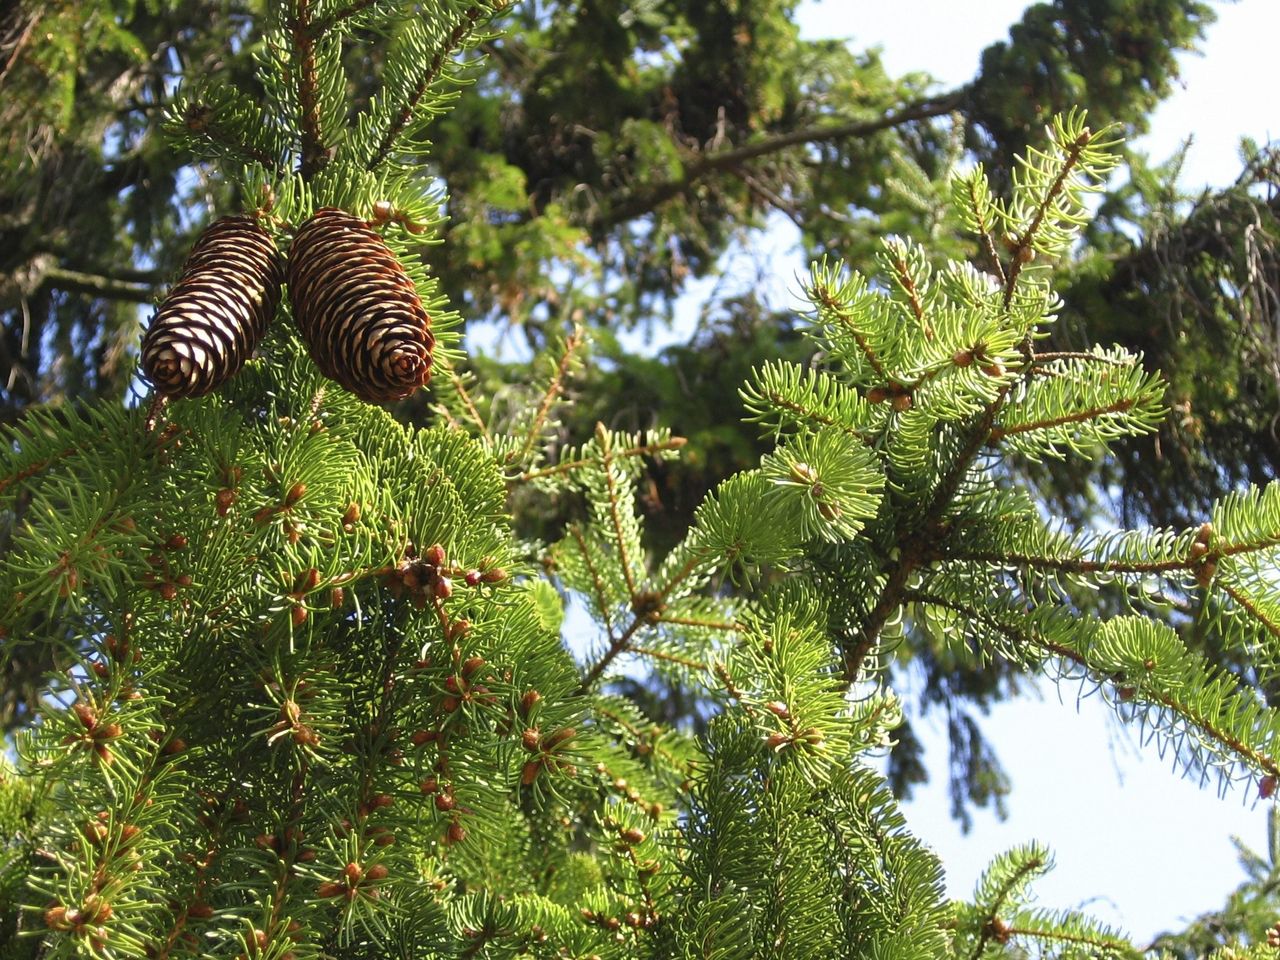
(7, 1, 1275, 813)
(3, 3, 1280, 957)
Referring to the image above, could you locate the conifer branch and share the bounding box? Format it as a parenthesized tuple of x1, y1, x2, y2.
(1031, 350, 1132, 365)
(966, 175, 1007, 285)
(754, 387, 875, 445)
(1002, 923, 1134, 953)
(652, 613, 737, 631)
(579, 548, 715, 691)
(0, 447, 74, 496)
(812, 283, 889, 381)
(366, 4, 489, 170)
(518, 437, 687, 482)
(594, 704, 691, 774)
(908, 588, 1280, 780)
(568, 524, 617, 643)
(439, 356, 489, 439)
(967, 857, 1048, 960)
(601, 442, 639, 598)
(884, 247, 931, 340)
(845, 400, 1007, 683)
(597, 89, 968, 228)
(516, 325, 581, 467)
(1002, 128, 1092, 309)
(311, 0, 382, 34)
(1218, 580, 1280, 645)
(580, 616, 648, 692)
(629, 645, 706, 672)
(177, 102, 285, 173)
(288, 0, 328, 179)
(988, 397, 1135, 442)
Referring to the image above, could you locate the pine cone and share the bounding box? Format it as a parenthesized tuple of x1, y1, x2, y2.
(140, 216, 283, 399)
(287, 208, 434, 404)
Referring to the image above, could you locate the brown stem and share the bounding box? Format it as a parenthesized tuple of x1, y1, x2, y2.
(289, 0, 328, 179)
(597, 88, 968, 229)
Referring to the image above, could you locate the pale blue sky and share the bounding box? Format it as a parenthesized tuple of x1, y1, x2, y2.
(790, 0, 1280, 943)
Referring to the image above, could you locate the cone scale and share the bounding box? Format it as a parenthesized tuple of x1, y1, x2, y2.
(140, 216, 283, 399)
(287, 208, 434, 404)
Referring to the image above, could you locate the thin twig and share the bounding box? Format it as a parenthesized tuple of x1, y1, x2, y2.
(519, 437, 686, 482)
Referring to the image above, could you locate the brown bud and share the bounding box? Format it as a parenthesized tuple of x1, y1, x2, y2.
(44, 905, 71, 931)
(765, 732, 790, 750)
(520, 689, 542, 717)
(97, 722, 122, 740)
(480, 567, 507, 584)
(374, 832, 396, 847)
(163, 737, 186, 755)
(521, 760, 542, 785)
(866, 386, 888, 404)
(73, 701, 97, 729)
(462, 656, 485, 679)
(619, 827, 646, 845)
(371, 793, 394, 809)
(285, 482, 306, 507)
(294, 568, 321, 594)
(317, 881, 344, 899)
(364, 863, 388, 882)
(952, 349, 974, 368)
(215, 488, 237, 515)
(167, 533, 189, 550)
(434, 576, 453, 599)
(424, 544, 447, 567)
(434, 792, 456, 812)
(1015, 243, 1036, 264)
(891, 392, 913, 412)
(446, 821, 466, 844)
(290, 605, 308, 627)
(159, 582, 178, 600)
(464, 569, 482, 587)
(410, 729, 436, 746)
(764, 701, 790, 720)
(981, 361, 1006, 378)
(521, 728, 541, 752)
(345, 862, 362, 885)
(1261, 775, 1278, 799)
(1195, 559, 1218, 588)
(419, 777, 439, 794)
(329, 587, 346, 608)
(188, 901, 214, 919)
(545, 727, 576, 749)
(441, 695, 460, 713)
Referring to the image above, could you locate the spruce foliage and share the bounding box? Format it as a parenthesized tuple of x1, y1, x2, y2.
(2, 2, 1280, 958)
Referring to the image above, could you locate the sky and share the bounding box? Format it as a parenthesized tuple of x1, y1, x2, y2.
(785, 0, 1280, 943)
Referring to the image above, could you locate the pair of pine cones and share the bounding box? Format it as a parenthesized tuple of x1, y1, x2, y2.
(140, 209, 434, 405)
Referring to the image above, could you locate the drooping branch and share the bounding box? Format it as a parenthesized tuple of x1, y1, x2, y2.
(40, 267, 158, 304)
(594, 88, 970, 229)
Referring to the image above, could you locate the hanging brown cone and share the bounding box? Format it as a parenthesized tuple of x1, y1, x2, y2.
(287, 208, 434, 404)
(140, 216, 283, 399)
